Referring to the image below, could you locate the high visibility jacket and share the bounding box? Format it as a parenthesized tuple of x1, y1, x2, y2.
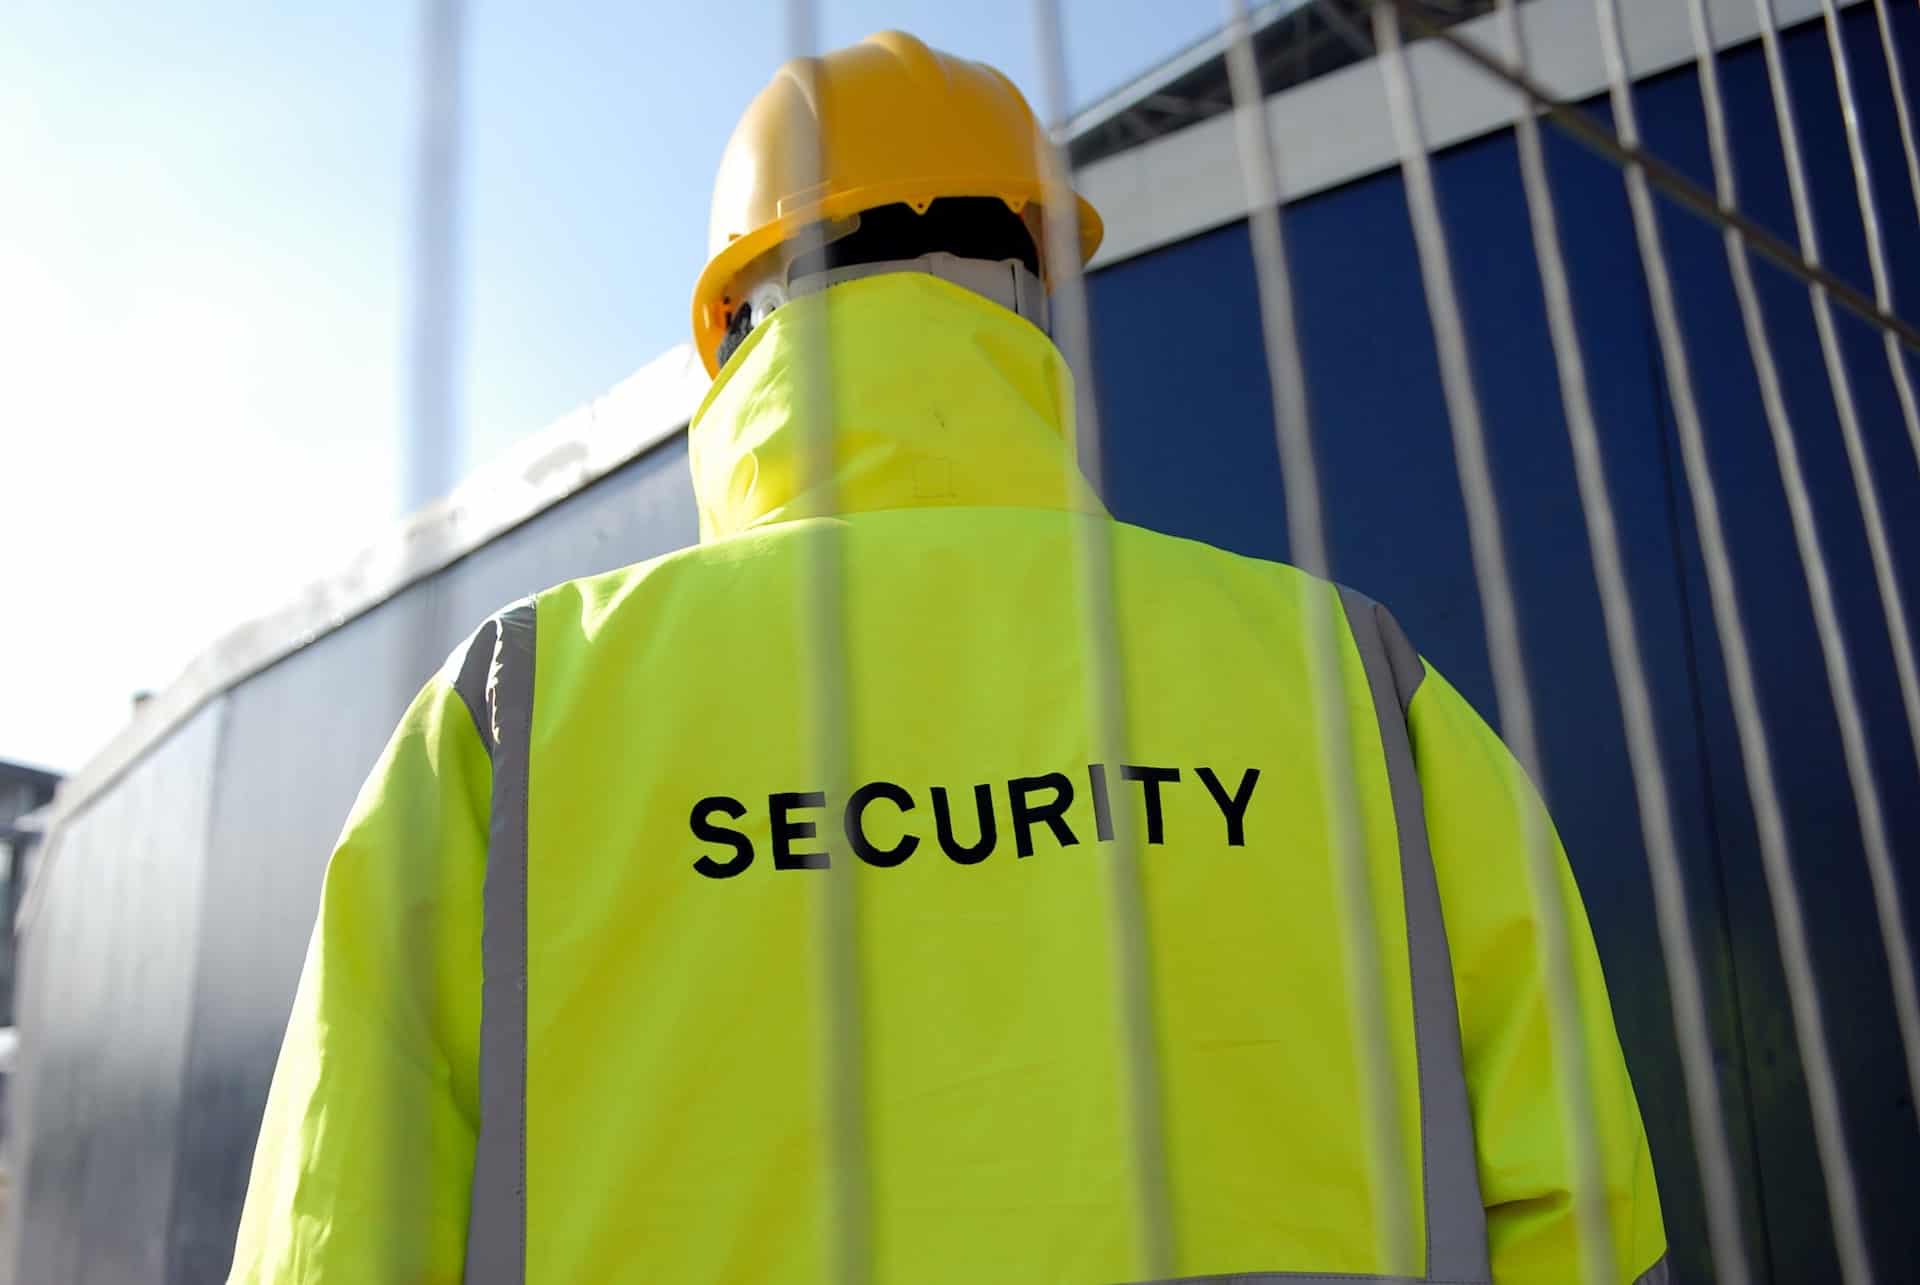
(231, 274, 1668, 1284)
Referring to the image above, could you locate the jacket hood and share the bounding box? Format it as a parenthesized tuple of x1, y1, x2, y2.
(687, 273, 1107, 542)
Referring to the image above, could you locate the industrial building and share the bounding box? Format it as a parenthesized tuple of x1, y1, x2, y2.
(0, 759, 58, 1249)
(10, 1, 1919, 1279)
(0, 759, 57, 1027)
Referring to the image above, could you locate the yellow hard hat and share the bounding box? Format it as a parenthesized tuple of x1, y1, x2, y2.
(691, 30, 1104, 375)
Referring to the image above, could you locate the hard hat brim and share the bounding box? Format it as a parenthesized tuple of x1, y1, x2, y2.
(692, 183, 1103, 377)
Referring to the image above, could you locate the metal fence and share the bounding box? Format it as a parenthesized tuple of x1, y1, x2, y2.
(796, 0, 1920, 1278)
(1191, 3, 1916, 1281)
(9, 1, 1920, 1281)
(1066, 0, 1919, 1278)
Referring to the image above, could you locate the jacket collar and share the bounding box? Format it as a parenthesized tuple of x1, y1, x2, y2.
(687, 273, 1107, 543)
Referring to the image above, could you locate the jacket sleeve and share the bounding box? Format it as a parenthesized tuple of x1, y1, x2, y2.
(227, 653, 490, 1284)
(1407, 664, 1668, 1284)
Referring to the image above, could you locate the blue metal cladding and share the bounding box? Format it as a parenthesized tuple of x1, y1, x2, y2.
(1646, 17, 1920, 1280)
(1088, 7, 1920, 1281)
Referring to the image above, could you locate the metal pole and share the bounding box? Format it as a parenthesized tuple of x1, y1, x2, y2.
(1373, 6, 1613, 1278)
(1032, 3, 1176, 1276)
(1755, 0, 1920, 1136)
(1226, 0, 1415, 1270)
(1597, 0, 1874, 1274)
(1870, 0, 1920, 227)
(1488, 0, 1755, 1275)
(406, 0, 465, 514)
(781, 6, 869, 1282)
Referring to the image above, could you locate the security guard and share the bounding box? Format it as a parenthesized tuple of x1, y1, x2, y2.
(231, 31, 1668, 1285)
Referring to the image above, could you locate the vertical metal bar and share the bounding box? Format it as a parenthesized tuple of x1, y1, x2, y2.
(1223, 1, 1414, 1272)
(1372, 8, 1613, 1281)
(1871, 0, 1920, 226)
(1758, 0, 1920, 1128)
(1818, 0, 1920, 791)
(1031, 4, 1175, 1276)
(402, 4, 467, 1275)
(1488, 0, 1755, 1277)
(1601, 0, 1874, 1274)
(781, 5, 868, 1282)
(406, 0, 465, 514)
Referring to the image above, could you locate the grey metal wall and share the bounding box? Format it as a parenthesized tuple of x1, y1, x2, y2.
(9, 440, 697, 1285)
(11, 703, 221, 1284)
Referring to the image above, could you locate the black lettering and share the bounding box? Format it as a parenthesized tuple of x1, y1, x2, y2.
(845, 781, 919, 867)
(932, 784, 997, 864)
(1121, 765, 1180, 844)
(1008, 772, 1078, 857)
(772, 790, 829, 869)
(1087, 762, 1115, 842)
(1196, 767, 1260, 846)
(691, 795, 754, 879)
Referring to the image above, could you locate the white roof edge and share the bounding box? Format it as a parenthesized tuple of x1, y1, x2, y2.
(1081, 0, 1854, 272)
(40, 343, 709, 834)
(1061, 0, 1311, 142)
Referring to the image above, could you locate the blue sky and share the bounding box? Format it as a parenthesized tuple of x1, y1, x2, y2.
(0, 1, 1222, 772)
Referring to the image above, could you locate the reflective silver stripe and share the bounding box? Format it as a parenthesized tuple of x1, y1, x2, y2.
(1123, 1250, 1679, 1285)
(1631, 1253, 1673, 1285)
(1136, 1260, 1666, 1283)
(464, 599, 537, 1284)
(1338, 587, 1491, 1284)
(1128, 1274, 1460, 1284)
